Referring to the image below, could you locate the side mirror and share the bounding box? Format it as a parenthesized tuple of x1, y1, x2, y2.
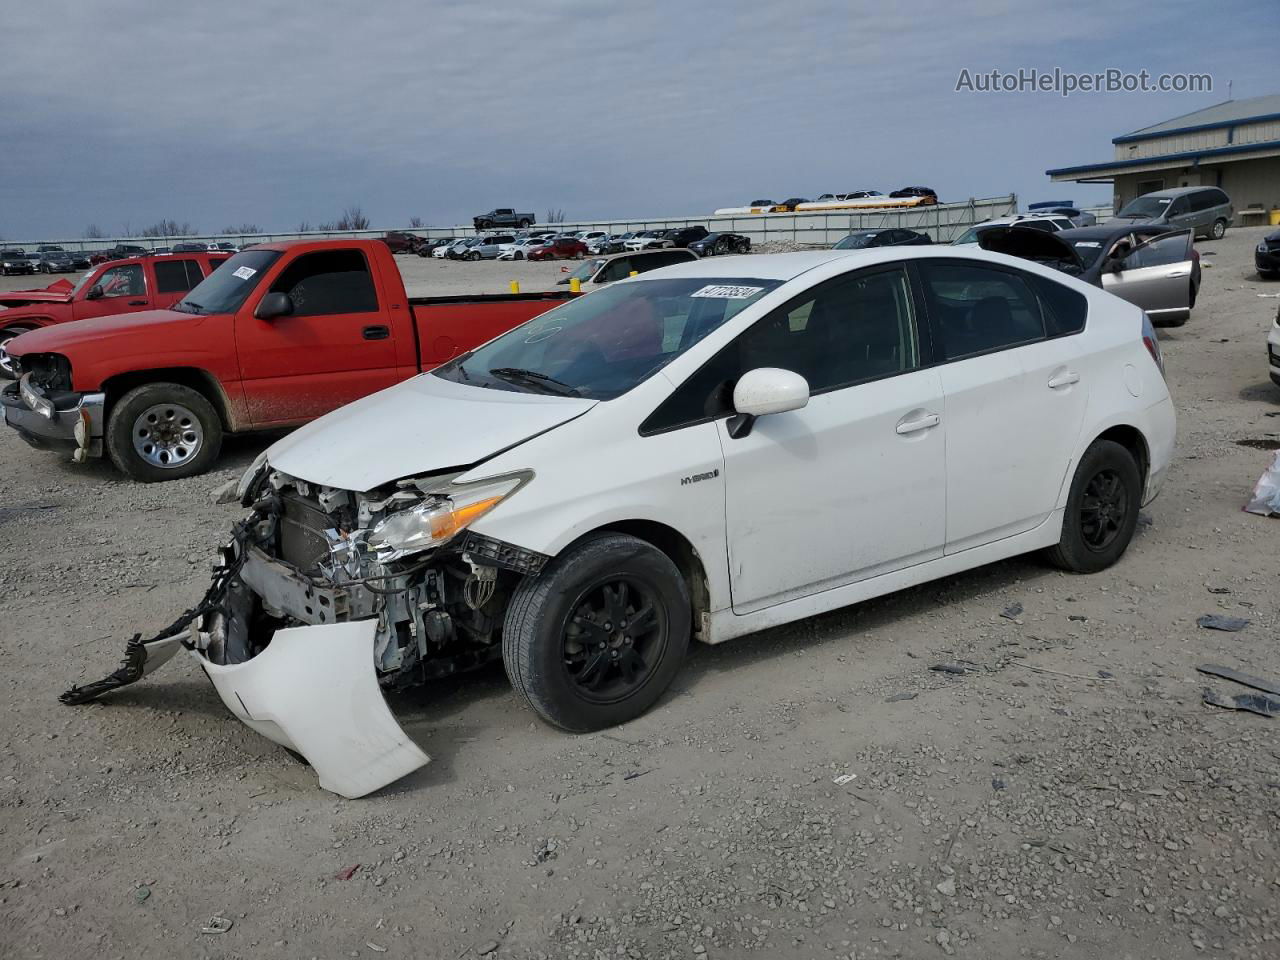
(254, 291, 294, 320)
(727, 367, 809, 439)
(86, 284, 104, 300)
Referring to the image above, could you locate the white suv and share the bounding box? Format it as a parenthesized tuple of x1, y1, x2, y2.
(87, 247, 1176, 797)
(953, 215, 1075, 244)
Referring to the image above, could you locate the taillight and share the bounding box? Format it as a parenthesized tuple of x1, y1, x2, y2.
(1141, 312, 1165, 377)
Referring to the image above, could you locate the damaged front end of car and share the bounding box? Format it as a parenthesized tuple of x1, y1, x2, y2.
(63, 460, 545, 798)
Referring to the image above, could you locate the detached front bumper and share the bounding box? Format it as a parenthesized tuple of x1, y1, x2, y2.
(194, 620, 430, 799)
(1, 375, 105, 459)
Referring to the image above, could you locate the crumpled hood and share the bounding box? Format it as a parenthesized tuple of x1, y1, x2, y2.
(266, 374, 597, 492)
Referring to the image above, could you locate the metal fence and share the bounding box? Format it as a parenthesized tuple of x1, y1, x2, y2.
(3, 196, 1023, 252)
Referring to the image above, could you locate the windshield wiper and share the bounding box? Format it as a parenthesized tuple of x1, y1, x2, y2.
(488, 367, 580, 397)
(174, 300, 205, 314)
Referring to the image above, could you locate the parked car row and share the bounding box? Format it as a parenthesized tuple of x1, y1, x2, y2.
(418, 225, 755, 264)
(715, 187, 938, 215)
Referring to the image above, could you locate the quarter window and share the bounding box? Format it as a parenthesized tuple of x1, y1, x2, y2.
(268, 249, 378, 316)
(642, 267, 920, 433)
(917, 262, 1045, 360)
(1028, 275, 1088, 337)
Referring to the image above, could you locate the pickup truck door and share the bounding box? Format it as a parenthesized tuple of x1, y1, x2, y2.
(148, 258, 208, 310)
(234, 247, 403, 427)
(72, 262, 152, 319)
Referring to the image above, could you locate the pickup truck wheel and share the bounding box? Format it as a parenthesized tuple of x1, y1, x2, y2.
(106, 383, 223, 482)
(518, 219, 531, 229)
(1044, 439, 1141, 574)
(503, 532, 690, 732)
(0, 327, 33, 380)
(476, 220, 491, 230)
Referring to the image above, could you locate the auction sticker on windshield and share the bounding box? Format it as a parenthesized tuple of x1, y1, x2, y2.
(232, 266, 257, 280)
(690, 284, 765, 299)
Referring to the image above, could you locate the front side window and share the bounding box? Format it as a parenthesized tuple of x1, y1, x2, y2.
(94, 264, 145, 298)
(917, 262, 1045, 360)
(642, 267, 920, 433)
(435, 276, 782, 400)
(1124, 232, 1190, 270)
(268, 249, 379, 316)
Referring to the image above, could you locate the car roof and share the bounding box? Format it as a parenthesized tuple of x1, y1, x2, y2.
(1058, 224, 1176, 241)
(635, 250, 850, 281)
(1140, 185, 1216, 198)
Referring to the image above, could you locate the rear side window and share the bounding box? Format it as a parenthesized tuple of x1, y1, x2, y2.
(917, 262, 1045, 360)
(269, 249, 378, 316)
(207, 258, 227, 271)
(1029, 275, 1088, 337)
(153, 258, 205, 293)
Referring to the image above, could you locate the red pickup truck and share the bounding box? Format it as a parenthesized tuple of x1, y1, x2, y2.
(2, 239, 572, 481)
(0, 251, 231, 377)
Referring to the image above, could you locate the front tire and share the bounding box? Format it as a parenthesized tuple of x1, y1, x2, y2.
(1045, 439, 1142, 573)
(105, 382, 223, 482)
(503, 532, 690, 732)
(0, 326, 33, 380)
(1211, 218, 1227, 240)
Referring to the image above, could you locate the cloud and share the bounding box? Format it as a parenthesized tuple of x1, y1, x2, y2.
(0, 0, 1273, 238)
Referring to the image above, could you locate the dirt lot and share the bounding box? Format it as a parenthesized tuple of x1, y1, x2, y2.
(2, 231, 1279, 960)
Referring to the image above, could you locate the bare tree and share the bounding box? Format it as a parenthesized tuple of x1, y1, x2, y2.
(295, 221, 313, 233)
(83, 224, 107, 239)
(408, 216, 425, 229)
(316, 222, 335, 233)
(545, 208, 566, 224)
(334, 205, 370, 231)
(139, 219, 196, 237)
(221, 223, 261, 235)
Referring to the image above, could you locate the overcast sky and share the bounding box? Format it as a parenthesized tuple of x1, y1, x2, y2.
(1, 0, 1274, 239)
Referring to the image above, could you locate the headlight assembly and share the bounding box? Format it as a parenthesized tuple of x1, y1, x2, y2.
(235, 449, 270, 503)
(367, 472, 530, 561)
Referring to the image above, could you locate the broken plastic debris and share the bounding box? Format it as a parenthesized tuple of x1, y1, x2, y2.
(200, 916, 234, 935)
(1196, 664, 1280, 697)
(930, 662, 975, 675)
(335, 864, 361, 881)
(134, 886, 151, 903)
(1000, 602, 1023, 620)
(832, 774, 858, 785)
(1202, 687, 1280, 718)
(1244, 451, 1280, 517)
(1197, 614, 1250, 632)
(884, 692, 918, 702)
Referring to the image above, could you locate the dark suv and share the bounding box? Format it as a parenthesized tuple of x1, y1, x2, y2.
(665, 225, 710, 248)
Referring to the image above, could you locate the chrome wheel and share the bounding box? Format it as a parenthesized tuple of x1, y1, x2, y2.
(0, 334, 17, 377)
(131, 402, 204, 469)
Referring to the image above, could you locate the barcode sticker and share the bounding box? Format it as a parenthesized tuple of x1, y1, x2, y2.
(690, 284, 765, 300)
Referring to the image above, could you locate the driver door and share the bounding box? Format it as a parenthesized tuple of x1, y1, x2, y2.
(1101, 230, 1193, 322)
(72, 263, 150, 320)
(713, 266, 946, 613)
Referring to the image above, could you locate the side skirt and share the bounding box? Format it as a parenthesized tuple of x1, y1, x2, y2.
(703, 509, 1064, 645)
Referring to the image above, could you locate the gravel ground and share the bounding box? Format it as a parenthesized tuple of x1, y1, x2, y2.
(2, 230, 1279, 959)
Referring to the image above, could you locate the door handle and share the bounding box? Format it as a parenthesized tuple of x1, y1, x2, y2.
(1048, 371, 1080, 388)
(362, 325, 390, 340)
(128, 299, 149, 306)
(896, 413, 940, 435)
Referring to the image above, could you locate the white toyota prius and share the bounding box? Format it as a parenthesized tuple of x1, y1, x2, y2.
(67, 248, 1176, 797)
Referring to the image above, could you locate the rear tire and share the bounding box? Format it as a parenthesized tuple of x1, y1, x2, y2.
(503, 532, 690, 732)
(105, 382, 223, 482)
(1044, 439, 1142, 573)
(518, 219, 531, 228)
(1211, 218, 1227, 240)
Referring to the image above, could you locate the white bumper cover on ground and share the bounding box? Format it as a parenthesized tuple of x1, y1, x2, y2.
(194, 620, 429, 798)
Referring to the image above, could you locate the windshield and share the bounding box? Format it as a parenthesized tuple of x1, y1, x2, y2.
(70, 268, 101, 295)
(834, 233, 877, 249)
(1117, 196, 1172, 218)
(1068, 239, 1107, 268)
(174, 248, 282, 314)
(434, 276, 783, 400)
